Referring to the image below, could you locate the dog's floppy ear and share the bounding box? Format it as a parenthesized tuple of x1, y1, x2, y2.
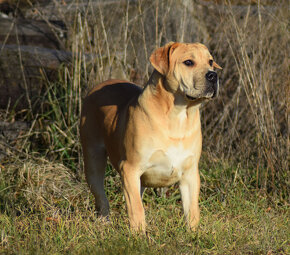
(149, 42, 177, 75)
(213, 61, 222, 69)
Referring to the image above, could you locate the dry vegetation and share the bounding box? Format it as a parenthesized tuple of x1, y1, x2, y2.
(0, 0, 289, 254)
(6, 0, 287, 195)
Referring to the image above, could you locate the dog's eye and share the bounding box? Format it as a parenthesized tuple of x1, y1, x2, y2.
(183, 60, 194, 66)
(209, 59, 213, 66)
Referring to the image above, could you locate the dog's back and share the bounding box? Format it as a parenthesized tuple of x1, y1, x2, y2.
(81, 79, 142, 132)
(84, 79, 142, 108)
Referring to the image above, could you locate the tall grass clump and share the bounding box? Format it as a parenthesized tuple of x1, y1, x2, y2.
(200, 1, 289, 197)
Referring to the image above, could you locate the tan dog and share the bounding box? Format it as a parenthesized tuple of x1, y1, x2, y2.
(80, 42, 221, 231)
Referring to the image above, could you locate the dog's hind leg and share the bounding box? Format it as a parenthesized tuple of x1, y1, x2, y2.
(83, 144, 109, 217)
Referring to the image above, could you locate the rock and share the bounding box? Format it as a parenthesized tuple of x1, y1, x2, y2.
(0, 44, 72, 109)
(0, 0, 51, 17)
(0, 17, 66, 49)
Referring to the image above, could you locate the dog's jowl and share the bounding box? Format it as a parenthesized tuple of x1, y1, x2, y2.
(80, 42, 222, 232)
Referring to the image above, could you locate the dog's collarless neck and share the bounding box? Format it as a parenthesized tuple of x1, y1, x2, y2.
(140, 71, 200, 123)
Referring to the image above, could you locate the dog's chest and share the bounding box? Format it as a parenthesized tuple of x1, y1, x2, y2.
(140, 143, 195, 187)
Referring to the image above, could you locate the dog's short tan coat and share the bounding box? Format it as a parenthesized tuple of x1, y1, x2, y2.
(80, 42, 221, 231)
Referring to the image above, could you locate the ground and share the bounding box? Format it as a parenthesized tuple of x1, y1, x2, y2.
(0, 160, 288, 254)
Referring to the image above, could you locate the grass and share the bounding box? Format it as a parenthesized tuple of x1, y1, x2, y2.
(0, 160, 288, 254)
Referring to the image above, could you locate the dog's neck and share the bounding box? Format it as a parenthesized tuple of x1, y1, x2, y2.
(138, 70, 201, 137)
(141, 70, 201, 117)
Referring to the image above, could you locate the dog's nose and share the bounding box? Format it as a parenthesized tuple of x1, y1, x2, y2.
(206, 71, 217, 83)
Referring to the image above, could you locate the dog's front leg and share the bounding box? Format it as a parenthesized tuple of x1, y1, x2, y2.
(121, 164, 145, 232)
(179, 167, 200, 230)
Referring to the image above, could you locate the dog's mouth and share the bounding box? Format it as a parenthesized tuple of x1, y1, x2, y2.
(185, 91, 214, 101)
(184, 80, 219, 101)
(186, 95, 197, 101)
(184, 83, 219, 101)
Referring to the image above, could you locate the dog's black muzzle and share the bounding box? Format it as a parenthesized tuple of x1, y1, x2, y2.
(205, 71, 219, 98)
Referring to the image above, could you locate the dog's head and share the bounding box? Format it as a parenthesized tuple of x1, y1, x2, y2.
(150, 42, 222, 101)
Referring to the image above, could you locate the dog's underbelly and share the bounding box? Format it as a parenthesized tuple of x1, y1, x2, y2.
(140, 145, 195, 187)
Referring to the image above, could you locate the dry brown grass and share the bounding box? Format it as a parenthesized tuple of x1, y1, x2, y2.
(0, 159, 89, 214)
(201, 0, 289, 194)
